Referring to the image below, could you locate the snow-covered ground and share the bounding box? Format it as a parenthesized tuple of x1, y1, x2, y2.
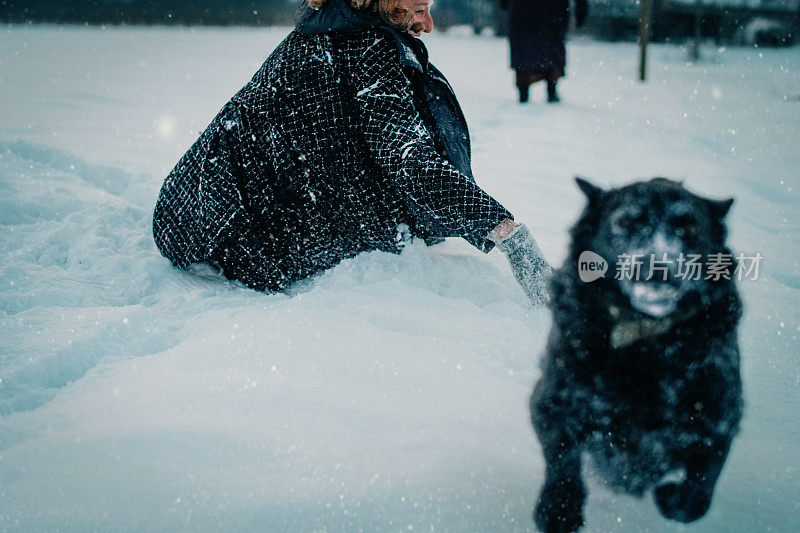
(1, 24, 798, 532)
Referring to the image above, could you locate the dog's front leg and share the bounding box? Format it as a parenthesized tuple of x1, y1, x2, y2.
(654, 438, 732, 523)
(534, 435, 586, 533)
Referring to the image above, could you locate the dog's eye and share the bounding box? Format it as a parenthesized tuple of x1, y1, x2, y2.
(611, 209, 646, 234)
(669, 213, 698, 236)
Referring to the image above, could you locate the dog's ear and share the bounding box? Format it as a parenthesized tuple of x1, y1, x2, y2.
(575, 176, 604, 203)
(706, 197, 734, 219)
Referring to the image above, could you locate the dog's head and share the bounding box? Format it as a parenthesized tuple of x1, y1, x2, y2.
(569, 177, 734, 318)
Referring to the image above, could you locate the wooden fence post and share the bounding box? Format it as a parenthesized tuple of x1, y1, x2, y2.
(639, 0, 653, 81)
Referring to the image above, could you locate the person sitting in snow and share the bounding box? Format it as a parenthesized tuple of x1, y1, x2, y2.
(152, 0, 550, 305)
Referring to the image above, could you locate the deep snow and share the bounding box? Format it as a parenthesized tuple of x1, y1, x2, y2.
(1, 25, 798, 532)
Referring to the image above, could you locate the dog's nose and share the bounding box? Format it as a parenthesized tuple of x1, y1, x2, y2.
(629, 232, 685, 284)
(651, 232, 680, 257)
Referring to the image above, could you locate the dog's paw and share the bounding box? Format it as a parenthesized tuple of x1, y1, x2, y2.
(654, 482, 712, 523)
(534, 481, 586, 533)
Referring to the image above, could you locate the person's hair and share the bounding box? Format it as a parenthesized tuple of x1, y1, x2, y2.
(306, 0, 422, 34)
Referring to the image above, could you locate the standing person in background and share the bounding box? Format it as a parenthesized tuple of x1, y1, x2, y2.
(152, 0, 551, 306)
(501, 0, 588, 103)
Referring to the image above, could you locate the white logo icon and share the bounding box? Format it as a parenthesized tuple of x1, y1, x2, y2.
(578, 251, 608, 282)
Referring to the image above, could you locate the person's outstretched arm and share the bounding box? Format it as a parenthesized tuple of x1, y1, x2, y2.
(345, 31, 550, 304)
(345, 31, 511, 252)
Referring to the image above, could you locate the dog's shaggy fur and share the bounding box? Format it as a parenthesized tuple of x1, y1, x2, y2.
(531, 178, 743, 532)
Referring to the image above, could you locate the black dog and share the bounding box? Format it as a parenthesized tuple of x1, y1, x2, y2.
(531, 178, 743, 532)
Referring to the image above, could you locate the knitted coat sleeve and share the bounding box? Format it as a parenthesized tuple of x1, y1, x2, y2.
(152, 102, 262, 269)
(343, 32, 512, 251)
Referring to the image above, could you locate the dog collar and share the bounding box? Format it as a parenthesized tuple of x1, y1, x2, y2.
(610, 317, 674, 349)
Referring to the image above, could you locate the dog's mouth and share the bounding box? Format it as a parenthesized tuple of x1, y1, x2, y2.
(625, 281, 682, 318)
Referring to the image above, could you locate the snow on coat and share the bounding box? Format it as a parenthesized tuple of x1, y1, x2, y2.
(152, 5, 512, 292)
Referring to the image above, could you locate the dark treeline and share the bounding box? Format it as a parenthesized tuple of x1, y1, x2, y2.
(0, 0, 495, 31)
(2, 0, 796, 45)
(0, 0, 299, 25)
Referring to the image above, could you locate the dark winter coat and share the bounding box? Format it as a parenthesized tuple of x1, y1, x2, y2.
(504, 0, 586, 72)
(152, 0, 512, 292)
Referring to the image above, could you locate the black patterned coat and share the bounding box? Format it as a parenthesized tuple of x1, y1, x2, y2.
(152, 0, 512, 292)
